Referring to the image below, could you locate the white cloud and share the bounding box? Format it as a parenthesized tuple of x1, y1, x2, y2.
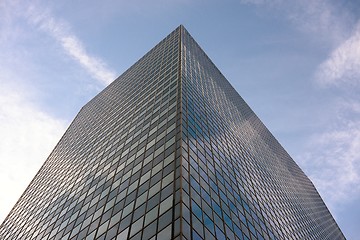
(242, 0, 360, 87)
(242, 0, 360, 217)
(316, 23, 360, 86)
(25, 2, 117, 86)
(278, 2, 360, 211)
(300, 117, 360, 212)
(288, 1, 351, 45)
(240, 0, 268, 5)
(294, 97, 360, 220)
(0, 82, 66, 223)
(241, 0, 352, 45)
(0, 1, 108, 223)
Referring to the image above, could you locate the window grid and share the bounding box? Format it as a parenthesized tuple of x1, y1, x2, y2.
(0, 26, 344, 240)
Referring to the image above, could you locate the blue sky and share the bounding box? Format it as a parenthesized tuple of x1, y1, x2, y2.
(0, 0, 359, 238)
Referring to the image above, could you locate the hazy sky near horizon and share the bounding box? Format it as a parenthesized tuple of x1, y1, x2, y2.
(1, 0, 359, 238)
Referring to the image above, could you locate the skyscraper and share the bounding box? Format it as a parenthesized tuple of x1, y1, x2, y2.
(0, 25, 344, 240)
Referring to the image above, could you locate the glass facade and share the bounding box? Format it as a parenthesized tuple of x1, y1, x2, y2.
(0, 26, 344, 240)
